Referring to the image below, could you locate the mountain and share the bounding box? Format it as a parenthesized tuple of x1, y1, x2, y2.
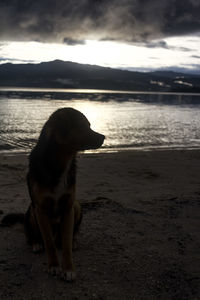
(0, 60, 199, 92)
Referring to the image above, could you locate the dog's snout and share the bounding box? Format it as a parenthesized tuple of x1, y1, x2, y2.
(93, 131, 105, 147)
(101, 134, 105, 140)
(80, 130, 105, 150)
(99, 133, 105, 143)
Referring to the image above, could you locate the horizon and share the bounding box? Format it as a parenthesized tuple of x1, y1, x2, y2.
(0, 58, 200, 93)
(1, 57, 200, 77)
(0, 36, 200, 75)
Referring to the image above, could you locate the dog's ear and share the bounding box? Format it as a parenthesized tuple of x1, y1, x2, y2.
(40, 123, 52, 141)
(43, 126, 52, 140)
(51, 117, 71, 144)
(37, 123, 52, 153)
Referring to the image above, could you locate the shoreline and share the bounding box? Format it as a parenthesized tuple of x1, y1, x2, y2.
(0, 86, 200, 96)
(1, 145, 200, 156)
(0, 149, 200, 299)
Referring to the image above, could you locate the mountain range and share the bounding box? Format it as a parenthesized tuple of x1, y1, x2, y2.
(0, 60, 199, 92)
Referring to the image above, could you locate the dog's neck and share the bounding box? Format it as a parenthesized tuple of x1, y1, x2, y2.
(44, 141, 75, 172)
(30, 140, 76, 187)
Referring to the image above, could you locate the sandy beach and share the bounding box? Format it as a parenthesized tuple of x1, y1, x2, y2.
(0, 150, 200, 299)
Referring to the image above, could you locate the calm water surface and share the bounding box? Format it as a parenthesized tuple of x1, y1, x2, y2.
(0, 89, 200, 153)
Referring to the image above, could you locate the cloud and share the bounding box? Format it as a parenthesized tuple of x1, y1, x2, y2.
(0, 57, 13, 62)
(156, 64, 200, 75)
(143, 40, 192, 52)
(63, 38, 85, 45)
(191, 55, 200, 59)
(0, 57, 35, 63)
(145, 41, 169, 49)
(0, 0, 200, 44)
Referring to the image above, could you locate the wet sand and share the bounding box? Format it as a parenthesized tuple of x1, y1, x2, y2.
(0, 150, 200, 299)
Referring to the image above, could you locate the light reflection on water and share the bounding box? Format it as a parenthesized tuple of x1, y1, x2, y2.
(0, 95, 200, 153)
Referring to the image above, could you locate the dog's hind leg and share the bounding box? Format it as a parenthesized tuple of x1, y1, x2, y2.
(59, 189, 77, 281)
(24, 205, 44, 253)
(26, 174, 44, 253)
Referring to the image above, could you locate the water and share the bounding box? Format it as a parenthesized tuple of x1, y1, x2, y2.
(0, 89, 200, 153)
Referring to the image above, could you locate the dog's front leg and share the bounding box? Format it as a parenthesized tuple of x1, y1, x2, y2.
(35, 205, 60, 275)
(60, 194, 76, 281)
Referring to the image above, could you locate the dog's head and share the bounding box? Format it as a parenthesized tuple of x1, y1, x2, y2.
(41, 108, 105, 152)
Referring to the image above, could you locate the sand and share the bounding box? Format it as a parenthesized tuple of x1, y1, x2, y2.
(0, 150, 200, 299)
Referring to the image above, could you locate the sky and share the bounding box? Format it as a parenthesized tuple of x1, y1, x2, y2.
(0, 0, 200, 74)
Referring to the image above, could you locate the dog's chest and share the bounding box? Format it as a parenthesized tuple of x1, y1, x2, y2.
(53, 164, 70, 200)
(45, 164, 71, 218)
(41, 159, 74, 218)
(54, 170, 68, 198)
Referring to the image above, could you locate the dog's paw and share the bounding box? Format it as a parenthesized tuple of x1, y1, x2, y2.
(48, 266, 61, 277)
(32, 243, 43, 253)
(60, 270, 76, 282)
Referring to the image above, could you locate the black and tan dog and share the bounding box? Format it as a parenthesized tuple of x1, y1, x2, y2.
(2, 107, 105, 281)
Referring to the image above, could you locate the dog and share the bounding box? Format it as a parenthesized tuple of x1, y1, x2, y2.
(2, 107, 105, 281)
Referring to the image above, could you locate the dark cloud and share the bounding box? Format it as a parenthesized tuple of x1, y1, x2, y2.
(63, 38, 85, 45)
(120, 63, 200, 74)
(156, 64, 200, 75)
(0, 57, 14, 62)
(143, 40, 192, 52)
(145, 41, 169, 49)
(191, 55, 200, 59)
(177, 47, 193, 52)
(0, 0, 200, 44)
(0, 57, 36, 63)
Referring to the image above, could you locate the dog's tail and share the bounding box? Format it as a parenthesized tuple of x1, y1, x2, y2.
(0, 213, 25, 227)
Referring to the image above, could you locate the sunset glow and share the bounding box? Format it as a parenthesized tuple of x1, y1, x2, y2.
(1, 35, 200, 74)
